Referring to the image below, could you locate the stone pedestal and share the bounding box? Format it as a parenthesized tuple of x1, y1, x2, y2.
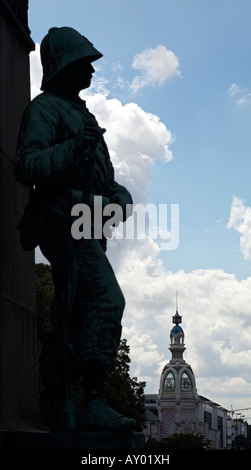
(0, 430, 146, 451)
(0, 0, 44, 431)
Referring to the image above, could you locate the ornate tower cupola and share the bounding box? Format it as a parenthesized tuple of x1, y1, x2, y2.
(169, 310, 186, 362)
(158, 307, 199, 436)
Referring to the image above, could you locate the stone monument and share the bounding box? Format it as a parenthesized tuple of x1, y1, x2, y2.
(0, 0, 43, 433)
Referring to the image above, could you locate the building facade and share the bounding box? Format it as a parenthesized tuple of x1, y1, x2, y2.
(144, 310, 247, 449)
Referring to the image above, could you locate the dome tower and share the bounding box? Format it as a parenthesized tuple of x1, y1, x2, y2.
(158, 308, 199, 436)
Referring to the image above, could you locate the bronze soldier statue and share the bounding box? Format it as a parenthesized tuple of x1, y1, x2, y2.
(13, 27, 135, 432)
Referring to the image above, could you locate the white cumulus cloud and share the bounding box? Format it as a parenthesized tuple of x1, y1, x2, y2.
(30, 43, 42, 99)
(130, 45, 181, 93)
(113, 256, 251, 408)
(228, 196, 251, 260)
(82, 93, 174, 203)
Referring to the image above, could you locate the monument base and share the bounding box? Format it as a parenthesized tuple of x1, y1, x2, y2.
(0, 429, 145, 451)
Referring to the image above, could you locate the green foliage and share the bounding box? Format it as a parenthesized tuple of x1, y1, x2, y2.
(106, 339, 146, 431)
(246, 422, 251, 440)
(232, 434, 250, 451)
(35, 263, 54, 395)
(146, 432, 211, 452)
(36, 263, 54, 341)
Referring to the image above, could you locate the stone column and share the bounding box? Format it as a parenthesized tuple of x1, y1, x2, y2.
(0, 0, 43, 431)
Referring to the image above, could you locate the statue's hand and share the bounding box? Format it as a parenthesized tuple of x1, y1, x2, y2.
(75, 127, 100, 155)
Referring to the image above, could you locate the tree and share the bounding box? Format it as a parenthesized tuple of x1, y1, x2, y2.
(106, 339, 146, 431)
(146, 432, 211, 452)
(35, 263, 54, 393)
(232, 434, 250, 451)
(36, 263, 54, 340)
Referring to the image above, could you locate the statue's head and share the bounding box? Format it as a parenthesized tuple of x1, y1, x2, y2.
(40, 27, 103, 91)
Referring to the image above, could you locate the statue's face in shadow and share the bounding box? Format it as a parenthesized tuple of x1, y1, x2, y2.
(45, 59, 95, 96)
(64, 59, 95, 91)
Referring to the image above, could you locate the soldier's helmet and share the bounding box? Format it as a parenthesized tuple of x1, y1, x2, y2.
(40, 26, 103, 90)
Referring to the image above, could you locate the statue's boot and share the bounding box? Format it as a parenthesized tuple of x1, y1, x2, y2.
(78, 360, 136, 431)
(79, 396, 136, 430)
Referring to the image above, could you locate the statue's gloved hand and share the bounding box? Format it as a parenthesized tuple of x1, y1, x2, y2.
(74, 127, 101, 156)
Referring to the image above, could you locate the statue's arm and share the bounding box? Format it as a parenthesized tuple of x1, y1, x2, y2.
(110, 181, 133, 221)
(13, 101, 81, 186)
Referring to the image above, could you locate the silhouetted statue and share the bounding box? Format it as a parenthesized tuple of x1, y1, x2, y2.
(13, 27, 135, 432)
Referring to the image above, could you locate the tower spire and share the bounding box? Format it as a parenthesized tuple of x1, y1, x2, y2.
(172, 291, 182, 325)
(170, 300, 185, 360)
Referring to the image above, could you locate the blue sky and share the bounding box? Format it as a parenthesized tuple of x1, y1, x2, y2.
(29, 0, 251, 279)
(28, 1, 251, 413)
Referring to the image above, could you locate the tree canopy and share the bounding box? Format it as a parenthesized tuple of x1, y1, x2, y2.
(106, 338, 146, 430)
